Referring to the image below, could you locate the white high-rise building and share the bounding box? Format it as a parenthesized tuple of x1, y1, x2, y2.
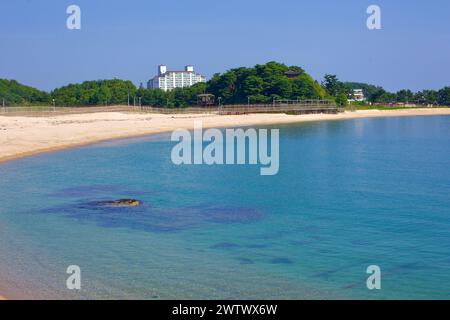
(147, 65, 206, 91)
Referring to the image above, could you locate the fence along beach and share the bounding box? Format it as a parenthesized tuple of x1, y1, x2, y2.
(0, 100, 338, 116)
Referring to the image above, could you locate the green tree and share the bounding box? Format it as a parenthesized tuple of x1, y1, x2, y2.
(322, 74, 342, 96)
(335, 92, 348, 106)
(322, 74, 351, 106)
(206, 61, 326, 104)
(51, 79, 137, 106)
(437, 87, 450, 105)
(396, 89, 414, 103)
(243, 75, 264, 97)
(0, 79, 50, 105)
(292, 75, 327, 99)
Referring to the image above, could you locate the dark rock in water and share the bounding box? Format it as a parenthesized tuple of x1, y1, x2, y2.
(95, 199, 143, 207)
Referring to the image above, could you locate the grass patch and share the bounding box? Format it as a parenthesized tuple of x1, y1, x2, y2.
(345, 105, 449, 111)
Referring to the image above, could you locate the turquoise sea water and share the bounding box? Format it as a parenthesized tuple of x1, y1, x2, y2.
(1, 115, 449, 299)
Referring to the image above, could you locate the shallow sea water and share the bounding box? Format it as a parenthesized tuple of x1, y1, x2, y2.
(0, 116, 449, 299)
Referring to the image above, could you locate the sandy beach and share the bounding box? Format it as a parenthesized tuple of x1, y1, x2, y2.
(1, 108, 450, 165)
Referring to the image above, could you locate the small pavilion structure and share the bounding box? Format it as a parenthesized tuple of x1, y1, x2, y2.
(197, 94, 215, 107)
(284, 69, 302, 79)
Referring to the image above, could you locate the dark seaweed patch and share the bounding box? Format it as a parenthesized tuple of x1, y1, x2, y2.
(39, 201, 264, 233)
(245, 244, 268, 249)
(236, 257, 254, 265)
(210, 242, 241, 250)
(313, 264, 355, 280)
(290, 239, 314, 246)
(270, 257, 294, 264)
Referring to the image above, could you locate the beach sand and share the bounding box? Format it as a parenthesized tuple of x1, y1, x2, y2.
(1, 108, 450, 165)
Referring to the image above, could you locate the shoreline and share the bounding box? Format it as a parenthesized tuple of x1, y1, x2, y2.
(1, 108, 450, 166)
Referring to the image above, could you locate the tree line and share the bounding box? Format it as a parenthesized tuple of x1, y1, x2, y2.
(344, 81, 450, 105)
(0, 79, 50, 105)
(1, 62, 449, 107)
(322, 75, 450, 106)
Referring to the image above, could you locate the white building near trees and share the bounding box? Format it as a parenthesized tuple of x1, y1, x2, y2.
(349, 89, 366, 102)
(147, 65, 206, 91)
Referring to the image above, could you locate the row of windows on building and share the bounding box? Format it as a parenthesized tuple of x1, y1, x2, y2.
(147, 65, 206, 91)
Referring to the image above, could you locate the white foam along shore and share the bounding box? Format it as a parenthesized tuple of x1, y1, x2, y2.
(1, 108, 450, 165)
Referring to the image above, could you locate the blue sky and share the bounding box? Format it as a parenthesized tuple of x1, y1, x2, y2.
(0, 0, 449, 92)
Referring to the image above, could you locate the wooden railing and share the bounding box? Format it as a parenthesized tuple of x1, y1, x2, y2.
(0, 100, 339, 116)
(217, 100, 338, 115)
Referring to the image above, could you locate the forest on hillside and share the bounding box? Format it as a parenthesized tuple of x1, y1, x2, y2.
(0, 79, 50, 105)
(1, 62, 449, 107)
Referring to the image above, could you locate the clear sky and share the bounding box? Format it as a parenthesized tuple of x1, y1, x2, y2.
(1, 0, 449, 92)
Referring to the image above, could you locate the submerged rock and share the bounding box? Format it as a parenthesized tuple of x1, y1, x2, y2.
(95, 199, 143, 207)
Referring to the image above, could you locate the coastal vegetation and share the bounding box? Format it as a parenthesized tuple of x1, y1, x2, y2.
(344, 82, 450, 106)
(51, 79, 136, 106)
(0, 79, 50, 105)
(1, 62, 449, 107)
(206, 62, 327, 104)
